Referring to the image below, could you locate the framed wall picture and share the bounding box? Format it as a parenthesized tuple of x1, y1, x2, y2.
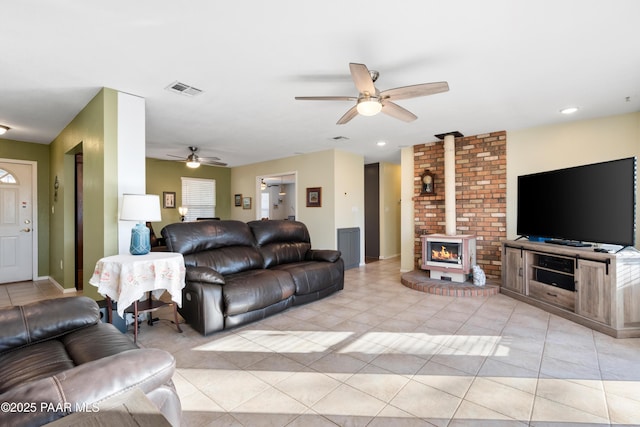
(242, 196, 252, 209)
(234, 194, 242, 207)
(163, 191, 176, 209)
(306, 187, 321, 207)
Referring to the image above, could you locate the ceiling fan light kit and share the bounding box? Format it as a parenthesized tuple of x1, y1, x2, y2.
(168, 146, 227, 168)
(295, 62, 449, 124)
(186, 154, 200, 168)
(356, 97, 382, 116)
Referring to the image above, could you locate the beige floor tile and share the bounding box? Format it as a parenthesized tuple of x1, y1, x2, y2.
(245, 353, 310, 385)
(286, 409, 342, 427)
(477, 358, 539, 394)
(464, 377, 534, 422)
(603, 379, 640, 403)
(452, 399, 526, 425)
(274, 371, 341, 407)
(344, 364, 411, 403)
(539, 355, 602, 381)
(307, 351, 368, 381)
(535, 378, 608, 419)
(389, 379, 461, 426)
(369, 405, 438, 426)
(543, 341, 599, 369)
(413, 360, 475, 398)
(606, 392, 640, 424)
(369, 352, 429, 376)
(232, 387, 308, 426)
(181, 368, 271, 411)
(530, 395, 609, 424)
(311, 383, 386, 425)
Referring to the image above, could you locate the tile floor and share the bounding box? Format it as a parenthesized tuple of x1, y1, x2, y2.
(3, 258, 640, 426)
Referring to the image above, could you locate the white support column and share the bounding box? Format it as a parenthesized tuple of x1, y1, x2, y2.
(116, 92, 146, 254)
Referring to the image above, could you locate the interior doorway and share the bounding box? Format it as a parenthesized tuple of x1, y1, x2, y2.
(75, 153, 83, 290)
(256, 173, 297, 220)
(364, 163, 380, 263)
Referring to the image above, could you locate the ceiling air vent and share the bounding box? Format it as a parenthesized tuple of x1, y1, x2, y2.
(165, 81, 204, 96)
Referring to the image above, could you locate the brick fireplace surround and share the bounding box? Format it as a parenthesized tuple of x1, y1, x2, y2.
(413, 131, 507, 279)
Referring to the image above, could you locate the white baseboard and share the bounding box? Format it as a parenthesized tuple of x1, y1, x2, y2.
(46, 277, 78, 293)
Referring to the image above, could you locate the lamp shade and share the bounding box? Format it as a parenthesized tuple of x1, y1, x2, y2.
(120, 194, 162, 222)
(120, 194, 161, 255)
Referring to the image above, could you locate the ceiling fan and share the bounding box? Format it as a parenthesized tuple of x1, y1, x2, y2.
(167, 146, 227, 168)
(295, 63, 449, 124)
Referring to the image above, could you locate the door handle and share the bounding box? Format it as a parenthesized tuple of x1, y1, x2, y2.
(21, 228, 31, 232)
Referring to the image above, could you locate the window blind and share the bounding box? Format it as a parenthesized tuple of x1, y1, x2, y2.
(181, 177, 216, 222)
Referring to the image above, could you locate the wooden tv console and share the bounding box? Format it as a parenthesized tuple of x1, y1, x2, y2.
(502, 240, 640, 338)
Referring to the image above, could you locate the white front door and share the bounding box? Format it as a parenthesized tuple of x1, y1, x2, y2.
(0, 161, 34, 283)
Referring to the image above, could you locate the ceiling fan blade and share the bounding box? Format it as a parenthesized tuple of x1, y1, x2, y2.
(336, 105, 359, 125)
(199, 156, 221, 161)
(166, 154, 186, 159)
(295, 96, 357, 101)
(381, 81, 449, 101)
(349, 63, 376, 95)
(381, 101, 417, 122)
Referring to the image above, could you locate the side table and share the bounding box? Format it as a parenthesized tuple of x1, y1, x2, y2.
(89, 252, 186, 342)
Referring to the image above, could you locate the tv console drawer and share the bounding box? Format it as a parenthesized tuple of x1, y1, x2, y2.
(529, 280, 575, 311)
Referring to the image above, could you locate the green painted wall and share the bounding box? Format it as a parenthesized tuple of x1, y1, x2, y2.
(49, 88, 119, 300)
(146, 158, 231, 233)
(0, 138, 50, 276)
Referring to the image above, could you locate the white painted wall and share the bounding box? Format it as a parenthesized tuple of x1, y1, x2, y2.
(334, 150, 365, 265)
(380, 162, 401, 259)
(507, 112, 640, 247)
(400, 146, 415, 272)
(231, 149, 365, 250)
(116, 92, 146, 254)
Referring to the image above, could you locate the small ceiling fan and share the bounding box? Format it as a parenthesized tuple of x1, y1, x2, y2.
(167, 146, 227, 168)
(295, 62, 449, 124)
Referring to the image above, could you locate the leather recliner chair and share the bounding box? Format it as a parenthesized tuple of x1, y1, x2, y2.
(0, 297, 181, 426)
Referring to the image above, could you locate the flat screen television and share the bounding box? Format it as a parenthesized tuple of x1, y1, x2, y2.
(517, 157, 636, 247)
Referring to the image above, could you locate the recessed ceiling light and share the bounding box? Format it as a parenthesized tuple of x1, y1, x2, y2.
(0, 125, 9, 135)
(376, 141, 386, 147)
(560, 107, 579, 115)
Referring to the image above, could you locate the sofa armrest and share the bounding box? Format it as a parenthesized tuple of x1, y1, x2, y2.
(306, 249, 342, 263)
(0, 348, 176, 426)
(186, 266, 225, 285)
(0, 296, 99, 353)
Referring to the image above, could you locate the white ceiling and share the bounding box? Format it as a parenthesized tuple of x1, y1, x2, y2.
(1, 1, 639, 167)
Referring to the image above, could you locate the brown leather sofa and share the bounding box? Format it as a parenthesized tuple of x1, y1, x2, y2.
(0, 297, 181, 426)
(161, 219, 344, 335)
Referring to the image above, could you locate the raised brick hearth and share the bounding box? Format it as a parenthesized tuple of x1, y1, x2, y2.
(401, 269, 499, 297)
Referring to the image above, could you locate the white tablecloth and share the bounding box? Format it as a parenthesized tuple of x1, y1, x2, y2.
(88, 252, 186, 318)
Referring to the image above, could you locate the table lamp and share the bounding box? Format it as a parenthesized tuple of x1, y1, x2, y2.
(120, 194, 162, 255)
(178, 206, 188, 222)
